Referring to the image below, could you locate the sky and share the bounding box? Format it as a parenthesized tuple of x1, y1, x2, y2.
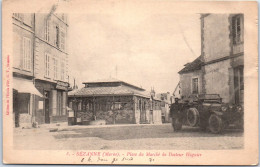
(68, 11, 201, 94)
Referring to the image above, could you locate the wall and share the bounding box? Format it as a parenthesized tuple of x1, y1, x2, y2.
(34, 13, 68, 83)
(201, 14, 243, 103)
(204, 59, 231, 103)
(179, 70, 203, 98)
(202, 14, 231, 62)
(12, 14, 34, 77)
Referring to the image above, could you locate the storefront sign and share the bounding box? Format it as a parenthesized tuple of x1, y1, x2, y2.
(56, 81, 69, 90)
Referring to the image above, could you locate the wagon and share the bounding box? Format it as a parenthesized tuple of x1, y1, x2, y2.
(170, 94, 243, 133)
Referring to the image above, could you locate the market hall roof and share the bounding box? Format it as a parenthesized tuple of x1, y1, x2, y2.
(178, 56, 203, 74)
(69, 78, 161, 100)
(82, 78, 145, 91)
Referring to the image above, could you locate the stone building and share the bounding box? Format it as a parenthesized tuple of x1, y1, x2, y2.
(34, 13, 69, 124)
(12, 13, 69, 127)
(13, 13, 42, 127)
(178, 14, 244, 105)
(68, 78, 162, 124)
(178, 56, 203, 99)
(201, 14, 244, 104)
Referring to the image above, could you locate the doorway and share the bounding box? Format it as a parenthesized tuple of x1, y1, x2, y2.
(234, 66, 244, 104)
(44, 91, 50, 124)
(13, 89, 19, 127)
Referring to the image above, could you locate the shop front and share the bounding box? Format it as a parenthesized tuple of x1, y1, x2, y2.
(35, 79, 69, 124)
(13, 77, 43, 128)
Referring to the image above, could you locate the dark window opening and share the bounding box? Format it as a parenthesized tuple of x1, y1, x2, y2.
(232, 14, 243, 44)
(56, 26, 60, 48)
(192, 78, 199, 94)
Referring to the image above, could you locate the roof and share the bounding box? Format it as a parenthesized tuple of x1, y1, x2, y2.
(83, 77, 121, 83)
(68, 85, 161, 101)
(83, 77, 145, 91)
(68, 84, 150, 98)
(178, 56, 203, 74)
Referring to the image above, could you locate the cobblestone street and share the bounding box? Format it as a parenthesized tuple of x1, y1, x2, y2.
(13, 123, 243, 150)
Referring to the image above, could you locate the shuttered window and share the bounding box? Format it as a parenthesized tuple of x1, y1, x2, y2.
(45, 53, 51, 77)
(60, 60, 65, 81)
(60, 28, 65, 51)
(232, 14, 243, 44)
(45, 19, 50, 42)
(22, 37, 32, 71)
(56, 26, 60, 48)
(53, 57, 58, 80)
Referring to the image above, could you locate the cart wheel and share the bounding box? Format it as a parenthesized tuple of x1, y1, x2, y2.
(208, 114, 224, 134)
(187, 108, 199, 127)
(172, 117, 182, 131)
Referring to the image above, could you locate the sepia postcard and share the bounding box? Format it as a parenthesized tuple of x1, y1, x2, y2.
(2, 0, 258, 165)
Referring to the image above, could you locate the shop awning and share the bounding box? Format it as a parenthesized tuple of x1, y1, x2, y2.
(13, 78, 43, 97)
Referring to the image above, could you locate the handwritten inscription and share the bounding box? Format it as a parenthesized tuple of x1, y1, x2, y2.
(66, 151, 203, 164)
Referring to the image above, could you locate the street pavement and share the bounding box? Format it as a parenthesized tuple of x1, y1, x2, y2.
(13, 123, 243, 150)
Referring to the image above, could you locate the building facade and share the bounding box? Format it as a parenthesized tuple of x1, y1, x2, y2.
(201, 14, 244, 104)
(13, 13, 39, 127)
(12, 13, 69, 127)
(178, 56, 203, 99)
(34, 13, 69, 124)
(68, 78, 162, 125)
(178, 14, 244, 105)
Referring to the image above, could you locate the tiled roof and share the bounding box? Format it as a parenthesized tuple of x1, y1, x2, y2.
(178, 56, 203, 74)
(68, 85, 151, 98)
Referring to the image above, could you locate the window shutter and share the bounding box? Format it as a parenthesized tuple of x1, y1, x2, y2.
(232, 15, 243, 44)
(53, 57, 55, 79)
(232, 16, 236, 44)
(45, 20, 48, 41)
(22, 38, 26, 69)
(56, 26, 60, 48)
(48, 55, 50, 76)
(45, 53, 51, 77)
(27, 39, 31, 70)
(22, 37, 31, 71)
(45, 54, 46, 76)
